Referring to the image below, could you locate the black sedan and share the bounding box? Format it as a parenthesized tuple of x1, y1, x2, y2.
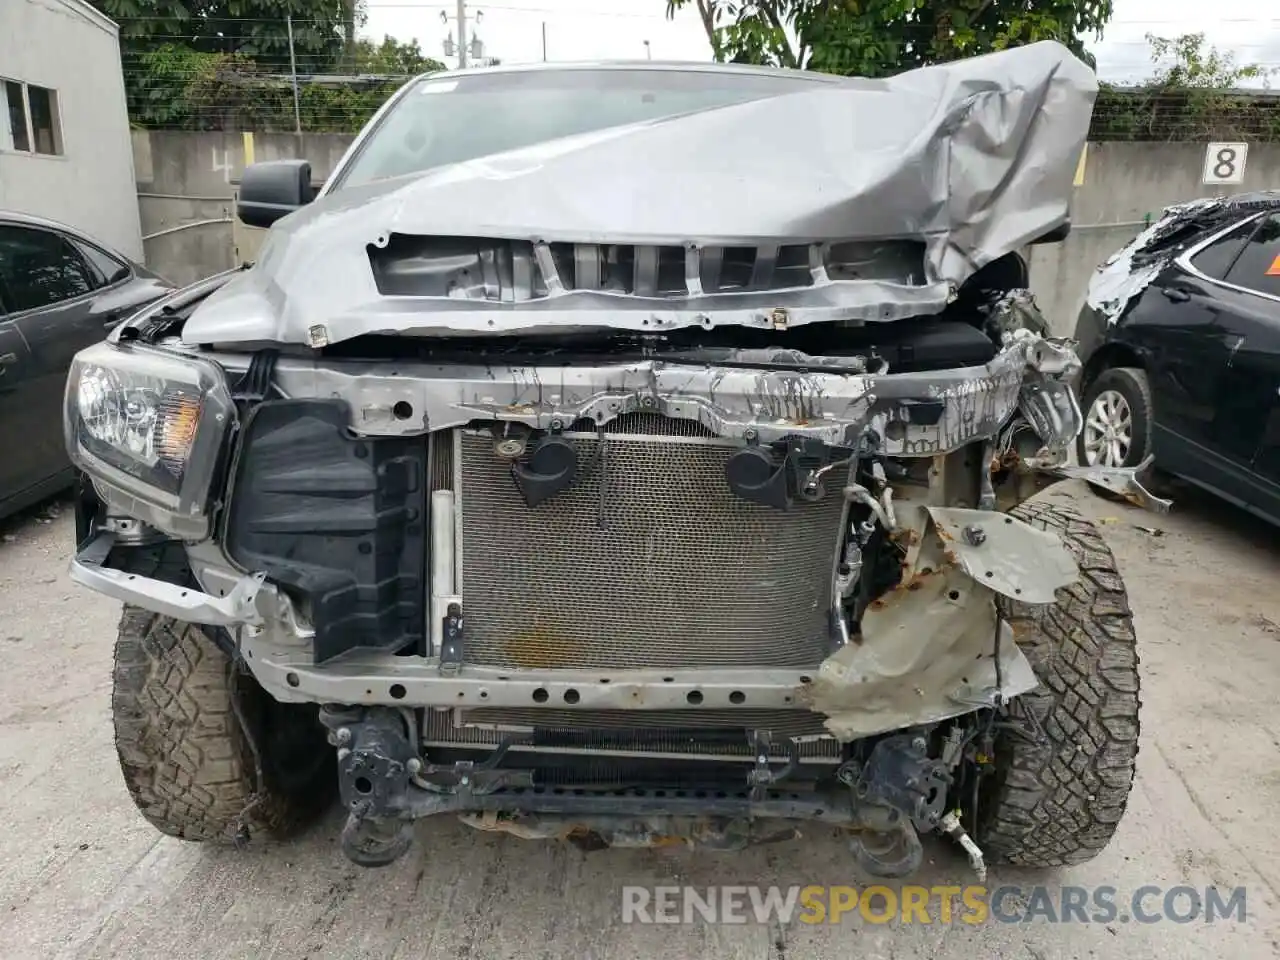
(1073, 192, 1280, 526)
(0, 212, 171, 519)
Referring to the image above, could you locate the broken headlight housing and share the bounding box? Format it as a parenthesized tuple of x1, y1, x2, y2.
(64, 341, 234, 539)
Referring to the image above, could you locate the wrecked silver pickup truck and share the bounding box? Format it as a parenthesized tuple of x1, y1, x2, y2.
(65, 42, 1140, 874)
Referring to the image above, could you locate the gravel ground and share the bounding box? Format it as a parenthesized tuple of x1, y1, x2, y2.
(1, 481, 1278, 959)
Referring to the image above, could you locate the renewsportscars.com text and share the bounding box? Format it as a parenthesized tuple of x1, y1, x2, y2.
(620, 885, 1247, 926)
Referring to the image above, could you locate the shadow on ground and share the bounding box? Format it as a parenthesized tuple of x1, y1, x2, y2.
(0, 490, 74, 545)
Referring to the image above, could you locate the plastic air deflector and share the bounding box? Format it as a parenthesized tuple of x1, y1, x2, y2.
(223, 398, 426, 662)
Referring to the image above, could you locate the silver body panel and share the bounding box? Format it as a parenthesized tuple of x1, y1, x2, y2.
(67, 45, 1107, 743)
(182, 41, 1096, 347)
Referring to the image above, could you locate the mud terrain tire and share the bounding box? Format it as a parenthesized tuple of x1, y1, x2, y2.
(112, 606, 333, 842)
(978, 499, 1140, 866)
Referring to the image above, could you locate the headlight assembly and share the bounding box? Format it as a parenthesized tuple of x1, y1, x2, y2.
(65, 342, 234, 538)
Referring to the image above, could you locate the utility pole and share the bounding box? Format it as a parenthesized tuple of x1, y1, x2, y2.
(286, 14, 302, 139)
(541, 21, 547, 62)
(457, 0, 468, 68)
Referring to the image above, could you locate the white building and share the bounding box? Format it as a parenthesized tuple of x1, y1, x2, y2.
(0, 0, 143, 260)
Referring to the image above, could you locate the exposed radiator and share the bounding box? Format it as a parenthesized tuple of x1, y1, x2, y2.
(452, 414, 844, 671)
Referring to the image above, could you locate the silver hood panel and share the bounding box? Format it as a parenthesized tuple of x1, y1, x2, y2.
(184, 41, 1096, 347)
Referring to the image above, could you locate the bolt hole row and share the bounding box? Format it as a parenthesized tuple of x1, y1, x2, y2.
(351, 682, 776, 705)
(524, 687, 754, 706)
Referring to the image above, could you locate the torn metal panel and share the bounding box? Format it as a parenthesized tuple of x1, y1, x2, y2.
(925, 506, 1078, 604)
(986, 288, 1049, 339)
(810, 566, 1037, 741)
(1084, 193, 1280, 327)
(182, 41, 1095, 347)
(70, 533, 268, 628)
(1018, 377, 1082, 456)
(1048, 456, 1173, 513)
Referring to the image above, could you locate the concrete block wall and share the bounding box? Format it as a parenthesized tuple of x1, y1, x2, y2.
(133, 130, 356, 287)
(1030, 142, 1280, 334)
(132, 133, 1280, 332)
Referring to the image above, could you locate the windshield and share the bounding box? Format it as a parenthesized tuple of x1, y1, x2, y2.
(331, 68, 830, 190)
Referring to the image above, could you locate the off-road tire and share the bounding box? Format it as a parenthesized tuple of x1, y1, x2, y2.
(1076, 366, 1153, 470)
(978, 499, 1140, 867)
(112, 606, 334, 843)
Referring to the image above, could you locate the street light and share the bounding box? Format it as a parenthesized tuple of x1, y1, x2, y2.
(643, 39, 651, 59)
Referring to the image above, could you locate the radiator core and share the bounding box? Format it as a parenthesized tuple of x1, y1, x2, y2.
(454, 415, 844, 672)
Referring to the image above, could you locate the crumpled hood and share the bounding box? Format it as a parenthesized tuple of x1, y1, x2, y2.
(184, 41, 1096, 347)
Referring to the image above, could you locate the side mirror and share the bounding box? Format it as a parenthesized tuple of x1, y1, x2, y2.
(236, 160, 315, 228)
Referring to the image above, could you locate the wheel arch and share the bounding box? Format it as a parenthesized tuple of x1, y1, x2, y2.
(1081, 341, 1145, 392)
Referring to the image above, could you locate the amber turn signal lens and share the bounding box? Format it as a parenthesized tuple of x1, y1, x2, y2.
(155, 392, 202, 478)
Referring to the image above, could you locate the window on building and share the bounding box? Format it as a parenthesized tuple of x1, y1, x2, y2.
(26, 85, 61, 155)
(0, 79, 62, 156)
(3, 81, 28, 152)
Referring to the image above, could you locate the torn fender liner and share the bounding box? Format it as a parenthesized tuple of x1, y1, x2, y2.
(184, 41, 1096, 347)
(925, 506, 1077, 604)
(810, 566, 1037, 741)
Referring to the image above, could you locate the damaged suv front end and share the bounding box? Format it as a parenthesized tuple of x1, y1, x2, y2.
(65, 46, 1143, 874)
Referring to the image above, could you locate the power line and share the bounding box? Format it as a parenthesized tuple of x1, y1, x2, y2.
(108, 21, 1280, 48)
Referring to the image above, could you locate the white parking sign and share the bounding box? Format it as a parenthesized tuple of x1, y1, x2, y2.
(1203, 142, 1248, 184)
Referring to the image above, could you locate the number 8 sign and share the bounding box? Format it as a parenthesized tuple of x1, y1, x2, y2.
(1203, 142, 1248, 184)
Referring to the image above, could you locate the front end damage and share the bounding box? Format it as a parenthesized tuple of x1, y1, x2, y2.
(68, 286, 1112, 872)
(62, 43, 1136, 872)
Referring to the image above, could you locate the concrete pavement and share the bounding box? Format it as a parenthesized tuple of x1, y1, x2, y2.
(1, 481, 1278, 959)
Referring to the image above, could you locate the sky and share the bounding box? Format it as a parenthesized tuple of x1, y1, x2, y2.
(361, 0, 1280, 85)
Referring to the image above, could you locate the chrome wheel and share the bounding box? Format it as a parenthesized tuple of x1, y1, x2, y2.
(1082, 389, 1133, 467)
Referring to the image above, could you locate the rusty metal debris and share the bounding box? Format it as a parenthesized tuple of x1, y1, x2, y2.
(1047, 455, 1172, 513)
(812, 561, 1038, 740)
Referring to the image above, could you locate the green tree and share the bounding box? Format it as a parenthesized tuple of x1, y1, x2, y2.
(666, 0, 1113, 77)
(350, 35, 444, 76)
(86, 2, 444, 129)
(1145, 32, 1268, 90)
(143, 37, 442, 131)
(1091, 33, 1274, 142)
(88, 0, 360, 70)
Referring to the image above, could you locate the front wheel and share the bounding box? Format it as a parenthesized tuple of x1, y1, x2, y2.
(977, 500, 1141, 867)
(111, 607, 335, 843)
